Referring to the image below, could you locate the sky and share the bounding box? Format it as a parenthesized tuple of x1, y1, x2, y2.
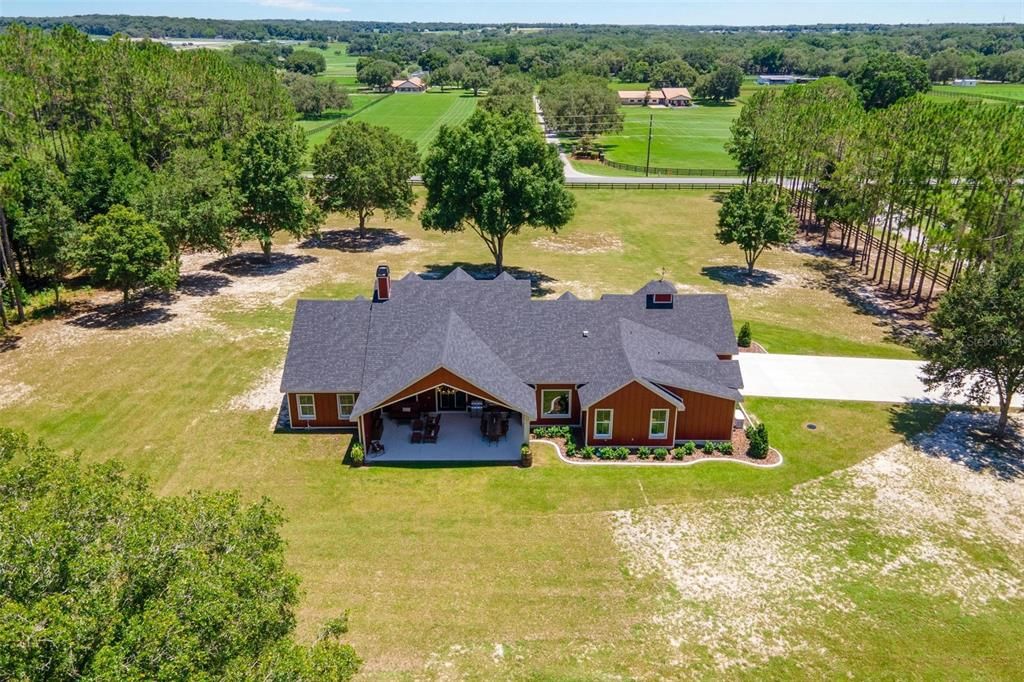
(2, 0, 1023, 26)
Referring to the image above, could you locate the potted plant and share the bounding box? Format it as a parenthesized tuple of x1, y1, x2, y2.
(520, 443, 533, 467)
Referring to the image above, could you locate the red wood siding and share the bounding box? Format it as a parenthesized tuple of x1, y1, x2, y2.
(288, 392, 359, 428)
(586, 381, 677, 447)
(378, 368, 506, 409)
(532, 384, 581, 425)
(670, 388, 735, 441)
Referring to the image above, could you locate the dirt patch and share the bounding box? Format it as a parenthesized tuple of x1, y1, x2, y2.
(0, 381, 33, 410)
(531, 232, 624, 255)
(611, 413, 1024, 672)
(227, 366, 285, 411)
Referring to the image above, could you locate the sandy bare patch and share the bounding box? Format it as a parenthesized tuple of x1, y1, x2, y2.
(227, 365, 285, 411)
(611, 413, 1024, 672)
(0, 381, 33, 410)
(531, 232, 624, 255)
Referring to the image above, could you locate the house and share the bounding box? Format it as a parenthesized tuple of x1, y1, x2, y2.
(952, 78, 978, 87)
(279, 266, 743, 460)
(618, 88, 691, 107)
(390, 76, 426, 93)
(660, 87, 693, 107)
(757, 74, 797, 85)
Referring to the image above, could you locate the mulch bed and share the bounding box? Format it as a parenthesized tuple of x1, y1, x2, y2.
(738, 341, 767, 354)
(534, 427, 781, 466)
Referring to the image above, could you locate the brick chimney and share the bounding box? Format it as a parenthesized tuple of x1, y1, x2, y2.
(373, 264, 391, 302)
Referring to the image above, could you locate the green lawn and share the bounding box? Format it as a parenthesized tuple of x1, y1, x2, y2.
(309, 41, 360, 86)
(4, 188, 982, 678)
(932, 82, 1024, 103)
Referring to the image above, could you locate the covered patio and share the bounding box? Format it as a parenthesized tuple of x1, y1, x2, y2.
(368, 410, 524, 463)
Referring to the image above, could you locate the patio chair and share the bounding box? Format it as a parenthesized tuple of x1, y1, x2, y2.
(423, 424, 439, 444)
(410, 429, 423, 444)
(369, 440, 385, 455)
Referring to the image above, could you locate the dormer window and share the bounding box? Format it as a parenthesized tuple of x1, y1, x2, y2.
(646, 293, 673, 309)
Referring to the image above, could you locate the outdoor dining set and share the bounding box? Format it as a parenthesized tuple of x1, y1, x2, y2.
(410, 414, 442, 444)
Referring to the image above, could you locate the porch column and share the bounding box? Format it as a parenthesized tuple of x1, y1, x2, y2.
(522, 414, 531, 444)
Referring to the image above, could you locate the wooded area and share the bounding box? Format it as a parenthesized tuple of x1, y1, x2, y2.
(729, 78, 1024, 304)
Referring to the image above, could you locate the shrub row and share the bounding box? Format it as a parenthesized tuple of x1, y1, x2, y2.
(563, 440, 737, 461)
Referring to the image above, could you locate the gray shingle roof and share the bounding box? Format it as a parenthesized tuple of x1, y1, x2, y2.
(281, 274, 742, 411)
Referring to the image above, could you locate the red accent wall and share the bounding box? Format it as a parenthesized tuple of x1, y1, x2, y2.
(586, 381, 677, 447)
(669, 388, 735, 441)
(532, 384, 581, 425)
(288, 393, 359, 428)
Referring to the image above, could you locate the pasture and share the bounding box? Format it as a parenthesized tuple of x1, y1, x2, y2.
(932, 82, 1024, 103)
(7, 190, 1020, 679)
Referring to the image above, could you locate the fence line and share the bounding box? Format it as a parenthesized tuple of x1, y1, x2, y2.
(599, 157, 741, 177)
(930, 89, 1024, 105)
(564, 181, 728, 190)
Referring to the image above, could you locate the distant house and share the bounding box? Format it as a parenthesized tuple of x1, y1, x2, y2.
(952, 78, 978, 87)
(660, 87, 694, 107)
(618, 87, 691, 107)
(391, 76, 426, 93)
(757, 74, 797, 85)
(279, 266, 743, 461)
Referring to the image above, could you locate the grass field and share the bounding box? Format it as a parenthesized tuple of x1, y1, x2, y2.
(7, 190, 1013, 679)
(295, 43, 478, 156)
(932, 82, 1024, 103)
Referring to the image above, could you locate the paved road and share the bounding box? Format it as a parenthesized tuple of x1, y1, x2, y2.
(533, 94, 746, 187)
(737, 353, 1021, 407)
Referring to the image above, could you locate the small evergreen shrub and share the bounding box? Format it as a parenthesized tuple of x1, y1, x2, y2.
(565, 441, 576, 456)
(581, 446, 595, 460)
(683, 441, 696, 455)
(636, 446, 651, 460)
(737, 321, 752, 348)
(718, 442, 734, 455)
(703, 440, 716, 454)
(747, 423, 770, 459)
(615, 447, 630, 460)
(671, 448, 685, 460)
(653, 448, 669, 461)
(350, 442, 364, 465)
(598, 447, 616, 460)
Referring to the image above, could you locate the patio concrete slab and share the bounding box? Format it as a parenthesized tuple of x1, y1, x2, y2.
(737, 353, 1021, 407)
(370, 412, 523, 463)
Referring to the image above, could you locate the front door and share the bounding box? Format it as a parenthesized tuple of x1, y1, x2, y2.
(437, 386, 467, 411)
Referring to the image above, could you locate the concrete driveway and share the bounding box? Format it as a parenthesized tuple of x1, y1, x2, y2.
(737, 353, 1021, 407)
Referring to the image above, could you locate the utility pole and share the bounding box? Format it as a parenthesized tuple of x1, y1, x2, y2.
(644, 114, 653, 177)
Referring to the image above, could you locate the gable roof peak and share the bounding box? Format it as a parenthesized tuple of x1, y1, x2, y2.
(443, 267, 475, 282)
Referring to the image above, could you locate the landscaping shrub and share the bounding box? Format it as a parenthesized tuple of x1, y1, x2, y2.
(636, 446, 651, 460)
(683, 441, 696, 455)
(565, 441, 576, 456)
(350, 442, 364, 466)
(615, 447, 630, 460)
(581, 446, 595, 460)
(671, 448, 685, 460)
(746, 422, 770, 459)
(598, 447, 616, 460)
(703, 440, 716, 454)
(718, 442, 734, 455)
(738, 321, 752, 348)
(653, 448, 669, 461)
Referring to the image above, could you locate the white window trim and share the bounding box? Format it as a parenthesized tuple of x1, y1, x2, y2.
(594, 408, 614, 440)
(297, 394, 316, 421)
(336, 393, 355, 420)
(649, 408, 670, 439)
(540, 389, 572, 419)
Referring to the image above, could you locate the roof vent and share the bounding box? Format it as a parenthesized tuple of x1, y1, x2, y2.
(582, 330, 589, 338)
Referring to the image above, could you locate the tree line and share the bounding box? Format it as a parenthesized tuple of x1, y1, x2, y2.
(728, 75, 1024, 306)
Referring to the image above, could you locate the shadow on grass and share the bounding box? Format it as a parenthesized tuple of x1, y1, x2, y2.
(69, 299, 176, 330)
(891, 403, 1024, 480)
(419, 261, 557, 297)
(299, 228, 408, 252)
(177, 272, 232, 297)
(0, 332, 22, 353)
(365, 460, 520, 469)
(701, 265, 780, 288)
(803, 259, 930, 347)
(204, 252, 317, 278)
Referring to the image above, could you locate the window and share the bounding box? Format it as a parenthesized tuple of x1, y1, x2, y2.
(541, 389, 572, 418)
(649, 409, 670, 439)
(594, 409, 613, 440)
(337, 393, 355, 420)
(296, 394, 316, 420)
